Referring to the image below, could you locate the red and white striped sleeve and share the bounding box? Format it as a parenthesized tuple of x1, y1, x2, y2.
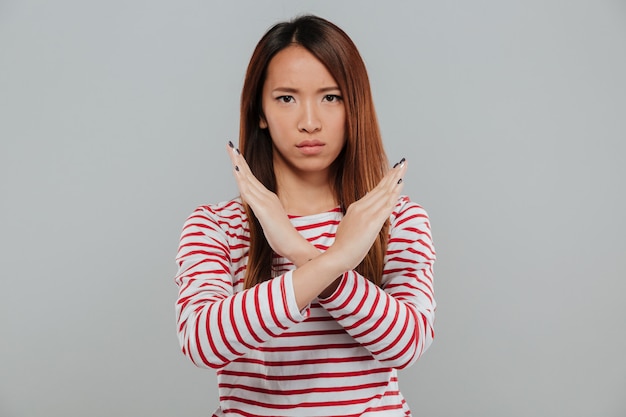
(318, 196, 436, 369)
(174, 204, 309, 369)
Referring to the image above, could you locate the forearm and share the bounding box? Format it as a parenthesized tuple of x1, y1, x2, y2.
(176, 273, 307, 369)
(318, 271, 435, 369)
(317, 198, 437, 368)
(283, 237, 322, 268)
(291, 246, 350, 310)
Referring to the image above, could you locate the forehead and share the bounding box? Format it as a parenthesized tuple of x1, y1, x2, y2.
(264, 45, 338, 88)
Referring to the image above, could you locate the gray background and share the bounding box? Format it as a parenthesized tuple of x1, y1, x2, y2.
(1, 1, 625, 416)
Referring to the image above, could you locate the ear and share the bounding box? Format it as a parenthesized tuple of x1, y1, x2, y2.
(259, 117, 268, 129)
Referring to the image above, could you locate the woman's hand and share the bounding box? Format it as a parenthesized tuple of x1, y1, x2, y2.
(325, 159, 407, 273)
(227, 142, 319, 266)
(292, 158, 407, 307)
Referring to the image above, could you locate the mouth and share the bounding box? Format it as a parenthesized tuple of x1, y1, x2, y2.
(296, 140, 325, 155)
(296, 140, 324, 148)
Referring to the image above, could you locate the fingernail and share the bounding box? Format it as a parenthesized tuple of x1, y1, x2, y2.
(236, 148, 240, 155)
(397, 178, 403, 184)
(228, 141, 234, 148)
(235, 165, 239, 172)
(393, 162, 399, 168)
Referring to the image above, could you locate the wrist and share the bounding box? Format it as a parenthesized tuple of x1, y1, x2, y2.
(291, 249, 349, 310)
(285, 240, 321, 268)
(312, 247, 350, 279)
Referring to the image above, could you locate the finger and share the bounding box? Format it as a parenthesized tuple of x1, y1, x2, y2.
(392, 160, 407, 191)
(226, 142, 247, 174)
(226, 143, 257, 204)
(355, 160, 407, 219)
(226, 142, 284, 218)
(364, 159, 405, 199)
(383, 158, 407, 188)
(226, 142, 271, 197)
(226, 143, 262, 193)
(361, 159, 407, 206)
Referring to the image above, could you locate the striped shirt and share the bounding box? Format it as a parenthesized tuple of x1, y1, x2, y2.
(175, 196, 436, 416)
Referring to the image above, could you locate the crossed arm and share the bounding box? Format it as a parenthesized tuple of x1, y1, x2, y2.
(226, 143, 407, 310)
(174, 146, 435, 370)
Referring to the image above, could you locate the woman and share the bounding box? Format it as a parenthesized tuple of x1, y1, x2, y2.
(175, 15, 436, 417)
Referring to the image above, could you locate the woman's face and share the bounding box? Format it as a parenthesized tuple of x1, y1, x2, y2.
(260, 45, 346, 183)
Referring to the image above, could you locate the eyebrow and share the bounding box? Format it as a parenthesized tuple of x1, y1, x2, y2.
(272, 86, 341, 94)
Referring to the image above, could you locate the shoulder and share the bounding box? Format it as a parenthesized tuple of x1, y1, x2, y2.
(388, 196, 436, 256)
(183, 197, 248, 231)
(391, 195, 431, 226)
(195, 197, 246, 219)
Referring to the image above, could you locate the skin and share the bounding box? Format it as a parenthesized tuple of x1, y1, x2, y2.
(227, 45, 407, 309)
(259, 45, 347, 215)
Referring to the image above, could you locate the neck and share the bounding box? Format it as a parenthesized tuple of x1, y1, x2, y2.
(275, 169, 337, 216)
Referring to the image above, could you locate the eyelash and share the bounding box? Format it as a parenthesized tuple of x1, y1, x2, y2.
(324, 94, 342, 102)
(277, 96, 294, 103)
(275, 95, 342, 103)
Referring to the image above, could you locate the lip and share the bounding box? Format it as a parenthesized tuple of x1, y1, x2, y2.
(296, 140, 325, 148)
(296, 140, 325, 155)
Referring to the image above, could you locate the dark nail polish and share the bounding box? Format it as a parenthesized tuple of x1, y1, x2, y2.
(400, 157, 406, 164)
(397, 178, 403, 184)
(393, 162, 399, 168)
(228, 141, 234, 148)
(236, 148, 240, 155)
(235, 166, 239, 172)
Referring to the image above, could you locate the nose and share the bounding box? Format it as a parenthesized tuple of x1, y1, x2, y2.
(297, 101, 321, 133)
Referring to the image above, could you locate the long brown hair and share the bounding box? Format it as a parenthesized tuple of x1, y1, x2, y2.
(239, 15, 389, 289)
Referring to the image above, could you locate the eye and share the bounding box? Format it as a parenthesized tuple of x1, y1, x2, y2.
(324, 94, 342, 103)
(277, 95, 294, 103)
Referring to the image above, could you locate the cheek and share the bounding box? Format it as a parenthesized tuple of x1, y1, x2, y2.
(334, 115, 347, 139)
(265, 112, 289, 131)
(334, 109, 346, 131)
(265, 118, 291, 148)
(265, 120, 285, 140)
